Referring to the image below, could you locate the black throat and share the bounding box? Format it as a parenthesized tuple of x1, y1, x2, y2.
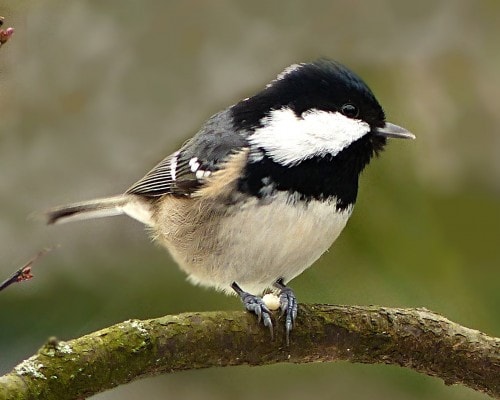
(238, 134, 385, 211)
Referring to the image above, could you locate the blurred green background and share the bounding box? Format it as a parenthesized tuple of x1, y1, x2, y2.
(1, 1, 499, 399)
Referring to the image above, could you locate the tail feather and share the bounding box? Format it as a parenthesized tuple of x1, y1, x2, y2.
(45, 195, 130, 225)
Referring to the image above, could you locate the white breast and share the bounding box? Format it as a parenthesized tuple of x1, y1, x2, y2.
(157, 192, 352, 295)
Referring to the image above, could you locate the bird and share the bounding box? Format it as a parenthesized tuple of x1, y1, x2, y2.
(44, 58, 415, 344)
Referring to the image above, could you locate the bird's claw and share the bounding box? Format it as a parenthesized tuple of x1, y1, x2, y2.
(243, 294, 274, 337)
(232, 280, 298, 345)
(232, 282, 273, 339)
(274, 279, 298, 345)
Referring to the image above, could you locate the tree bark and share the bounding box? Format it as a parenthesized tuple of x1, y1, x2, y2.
(0, 305, 499, 400)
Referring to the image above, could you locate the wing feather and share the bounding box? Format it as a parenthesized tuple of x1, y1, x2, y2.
(126, 110, 250, 197)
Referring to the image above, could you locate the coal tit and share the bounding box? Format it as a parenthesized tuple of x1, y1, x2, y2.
(45, 59, 414, 343)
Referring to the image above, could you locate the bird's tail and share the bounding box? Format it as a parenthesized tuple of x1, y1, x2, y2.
(43, 194, 153, 226)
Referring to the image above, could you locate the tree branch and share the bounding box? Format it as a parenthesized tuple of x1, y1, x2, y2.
(0, 248, 56, 292)
(0, 305, 499, 399)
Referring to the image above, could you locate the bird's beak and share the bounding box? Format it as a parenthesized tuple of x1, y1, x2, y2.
(374, 122, 415, 139)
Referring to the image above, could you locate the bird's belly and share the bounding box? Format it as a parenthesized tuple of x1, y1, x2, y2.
(154, 193, 352, 295)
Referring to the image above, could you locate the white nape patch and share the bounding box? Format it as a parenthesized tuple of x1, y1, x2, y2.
(170, 151, 179, 181)
(249, 108, 371, 166)
(277, 63, 303, 80)
(266, 63, 304, 88)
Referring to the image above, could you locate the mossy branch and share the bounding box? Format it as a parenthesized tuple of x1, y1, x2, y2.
(0, 305, 499, 399)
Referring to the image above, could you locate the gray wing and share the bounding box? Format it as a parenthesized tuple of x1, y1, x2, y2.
(126, 109, 249, 197)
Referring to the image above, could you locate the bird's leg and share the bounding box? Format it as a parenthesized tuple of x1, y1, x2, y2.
(273, 278, 298, 345)
(231, 282, 273, 338)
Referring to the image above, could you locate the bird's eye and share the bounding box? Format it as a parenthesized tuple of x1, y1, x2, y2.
(340, 103, 359, 118)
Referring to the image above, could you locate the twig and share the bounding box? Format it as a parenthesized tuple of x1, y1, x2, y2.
(0, 16, 14, 48)
(0, 247, 57, 292)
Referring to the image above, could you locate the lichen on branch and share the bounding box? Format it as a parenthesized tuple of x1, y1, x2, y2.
(0, 305, 498, 400)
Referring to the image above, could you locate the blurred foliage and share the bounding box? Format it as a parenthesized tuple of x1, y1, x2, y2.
(0, 1, 498, 399)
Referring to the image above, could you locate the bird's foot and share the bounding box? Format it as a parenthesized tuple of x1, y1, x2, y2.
(274, 278, 298, 345)
(231, 282, 273, 339)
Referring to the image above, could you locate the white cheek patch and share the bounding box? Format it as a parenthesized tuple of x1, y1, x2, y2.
(249, 108, 371, 166)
